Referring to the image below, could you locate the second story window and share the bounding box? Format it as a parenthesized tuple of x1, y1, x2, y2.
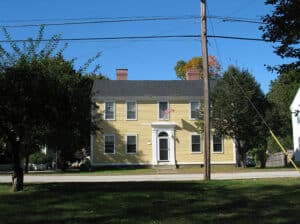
(190, 101, 200, 119)
(159, 101, 169, 120)
(104, 101, 115, 120)
(126, 101, 137, 120)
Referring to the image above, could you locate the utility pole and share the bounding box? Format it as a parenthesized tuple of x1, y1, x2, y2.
(201, 0, 211, 181)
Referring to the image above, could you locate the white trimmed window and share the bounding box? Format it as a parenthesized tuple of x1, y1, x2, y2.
(213, 135, 223, 153)
(126, 135, 137, 154)
(190, 101, 200, 119)
(104, 101, 115, 120)
(104, 135, 115, 154)
(159, 101, 169, 120)
(126, 101, 137, 120)
(191, 134, 201, 153)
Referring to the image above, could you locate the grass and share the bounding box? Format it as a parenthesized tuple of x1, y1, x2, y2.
(0, 178, 300, 223)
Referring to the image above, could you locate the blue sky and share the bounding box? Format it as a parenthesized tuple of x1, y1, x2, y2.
(0, 0, 290, 93)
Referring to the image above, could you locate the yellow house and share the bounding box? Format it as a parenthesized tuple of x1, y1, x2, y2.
(90, 69, 236, 167)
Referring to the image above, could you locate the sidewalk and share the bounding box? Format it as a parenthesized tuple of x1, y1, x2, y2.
(0, 171, 299, 183)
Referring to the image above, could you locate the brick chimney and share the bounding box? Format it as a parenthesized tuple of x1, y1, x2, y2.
(116, 69, 128, 80)
(186, 68, 200, 80)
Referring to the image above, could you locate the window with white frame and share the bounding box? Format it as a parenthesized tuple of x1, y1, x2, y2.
(126, 135, 137, 154)
(191, 134, 201, 153)
(126, 101, 137, 120)
(213, 135, 223, 153)
(190, 101, 200, 119)
(159, 101, 169, 120)
(104, 135, 115, 154)
(104, 101, 115, 120)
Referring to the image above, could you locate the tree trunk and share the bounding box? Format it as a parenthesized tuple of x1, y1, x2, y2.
(236, 141, 246, 168)
(11, 140, 24, 192)
(259, 153, 267, 168)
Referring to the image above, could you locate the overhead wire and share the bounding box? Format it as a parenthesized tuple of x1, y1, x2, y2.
(0, 16, 200, 28)
(0, 15, 265, 28)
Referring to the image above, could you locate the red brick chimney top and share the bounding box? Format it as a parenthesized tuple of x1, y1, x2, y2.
(116, 69, 128, 80)
(186, 68, 200, 80)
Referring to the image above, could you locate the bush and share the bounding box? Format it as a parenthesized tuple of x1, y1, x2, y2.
(29, 151, 51, 164)
(79, 158, 91, 171)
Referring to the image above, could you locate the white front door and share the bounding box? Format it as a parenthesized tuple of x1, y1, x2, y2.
(151, 122, 176, 165)
(158, 135, 169, 161)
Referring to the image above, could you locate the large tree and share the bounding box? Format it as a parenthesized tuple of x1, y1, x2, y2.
(174, 56, 221, 79)
(266, 69, 300, 152)
(260, 0, 300, 73)
(210, 66, 268, 167)
(0, 27, 101, 191)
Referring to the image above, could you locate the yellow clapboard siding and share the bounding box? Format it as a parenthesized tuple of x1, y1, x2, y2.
(92, 100, 235, 164)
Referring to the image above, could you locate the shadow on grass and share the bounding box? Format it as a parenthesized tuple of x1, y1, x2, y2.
(0, 180, 300, 224)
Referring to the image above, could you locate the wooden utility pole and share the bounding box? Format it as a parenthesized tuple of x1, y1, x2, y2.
(201, 0, 211, 181)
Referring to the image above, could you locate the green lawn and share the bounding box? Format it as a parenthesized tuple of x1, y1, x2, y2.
(1, 178, 300, 224)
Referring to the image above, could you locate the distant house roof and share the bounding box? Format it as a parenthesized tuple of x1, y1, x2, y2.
(92, 80, 216, 101)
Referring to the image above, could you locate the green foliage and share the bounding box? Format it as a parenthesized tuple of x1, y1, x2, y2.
(0, 26, 104, 190)
(174, 60, 186, 79)
(79, 158, 91, 171)
(260, 0, 300, 72)
(266, 69, 300, 151)
(29, 151, 52, 164)
(248, 147, 268, 168)
(211, 66, 268, 166)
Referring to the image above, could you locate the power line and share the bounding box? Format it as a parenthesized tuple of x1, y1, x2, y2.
(0, 34, 273, 43)
(1, 16, 200, 28)
(0, 35, 201, 43)
(208, 35, 266, 42)
(208, 15, 265, 24)
(0, 15, 198, 23)
(0, 15, 265, 28)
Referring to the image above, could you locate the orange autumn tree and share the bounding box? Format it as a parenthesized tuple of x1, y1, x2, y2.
(174, 56, 221, 79)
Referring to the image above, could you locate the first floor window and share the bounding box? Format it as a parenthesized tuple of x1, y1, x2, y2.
(105, 101, 115, 120)
(126, 135, 137, 154)
(213, 135, 223, 153)
(104, 135, 115, 154)
(191, 134, 201, 152)
(159, 101, 169, 120)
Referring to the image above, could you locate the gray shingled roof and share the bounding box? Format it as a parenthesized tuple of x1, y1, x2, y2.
(92, 80, 215, 100)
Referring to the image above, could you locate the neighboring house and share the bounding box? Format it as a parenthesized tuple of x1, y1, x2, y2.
(290, 88, 300, 163)
(90, 69, 236, 167)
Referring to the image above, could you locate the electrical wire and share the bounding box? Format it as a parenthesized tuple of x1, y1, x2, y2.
(1, 16, 200, 28)
(208, 15, 264, 24)
(0, 34, 273, 43)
